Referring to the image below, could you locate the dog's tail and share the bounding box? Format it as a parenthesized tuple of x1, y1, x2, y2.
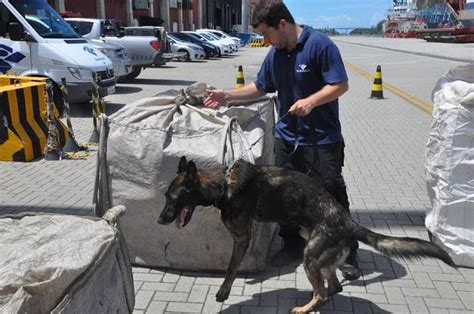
(352, 222, 456, 267)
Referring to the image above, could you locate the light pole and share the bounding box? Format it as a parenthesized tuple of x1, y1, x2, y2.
(242, 0, 249, 33)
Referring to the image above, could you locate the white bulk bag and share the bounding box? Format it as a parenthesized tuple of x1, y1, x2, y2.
(0, 206, 134, 313)
(95, 83, 276, 271)
(425, 64, 474, 268)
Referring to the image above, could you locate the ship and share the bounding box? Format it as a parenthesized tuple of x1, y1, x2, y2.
(383, 0, 474, 42)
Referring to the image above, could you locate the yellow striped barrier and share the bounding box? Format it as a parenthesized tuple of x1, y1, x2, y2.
(0, 75, 67, 161)
(249, 38, 269, 48)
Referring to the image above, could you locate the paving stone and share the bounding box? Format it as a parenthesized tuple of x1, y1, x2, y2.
(141, 282, 176, 292)
(412, 271, 436, 288)
(166, 302, 203, 312)
(433, 281, 459, 300)
(152, 292, 188, 302)
(372, 303, 410, 313)
(134, 290, 154, 310)
(162, 272, 181, 283)
(402, 287, 440, 298)
(429, 273, 467, 283)
(425, 298, 467, 310)
(174, 276, 195, 292)
(188, 285, 210, 303)
(406, 296, 429, 313)
(201, 294, 223, 313)
(383, 287, 406, 304)
(452, 282, 474, 292)
(457, 291, 474, 310)
(145, 301, 167, 314)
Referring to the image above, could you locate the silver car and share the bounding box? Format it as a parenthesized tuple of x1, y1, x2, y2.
(166, 35, 205, 61)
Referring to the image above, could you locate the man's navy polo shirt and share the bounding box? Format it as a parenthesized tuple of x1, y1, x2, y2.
(254, 25, 348, 145)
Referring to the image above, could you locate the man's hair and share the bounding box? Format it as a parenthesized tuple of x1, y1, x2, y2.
(251, 0, 295, 29)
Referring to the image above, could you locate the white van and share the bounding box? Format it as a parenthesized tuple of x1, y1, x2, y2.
(0, 0, 115, 105)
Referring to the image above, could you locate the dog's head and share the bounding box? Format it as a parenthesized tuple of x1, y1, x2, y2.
(158, 156, 202, 229)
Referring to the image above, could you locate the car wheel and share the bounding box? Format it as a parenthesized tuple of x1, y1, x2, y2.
(124, 66, 142, 81)
(178, 50, 190, 62)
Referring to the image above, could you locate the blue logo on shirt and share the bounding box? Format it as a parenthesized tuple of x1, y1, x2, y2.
(0, 44, 26, 73)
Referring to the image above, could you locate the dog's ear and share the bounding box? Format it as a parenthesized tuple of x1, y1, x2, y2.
(184, 161, 198, 189)
(178, 156, 187, 174)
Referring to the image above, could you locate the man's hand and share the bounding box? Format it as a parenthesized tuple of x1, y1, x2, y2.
(288, 98, 314, 116)
(204, 89, 227, 109)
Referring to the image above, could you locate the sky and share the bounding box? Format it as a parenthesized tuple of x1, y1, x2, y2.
(284, 0, 392, 29)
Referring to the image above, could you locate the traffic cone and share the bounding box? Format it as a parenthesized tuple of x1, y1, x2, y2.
(369, 65, 384, 99)
(235, 65, 245, 88)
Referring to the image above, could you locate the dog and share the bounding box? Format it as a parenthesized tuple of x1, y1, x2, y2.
(158, 156, 455, 313)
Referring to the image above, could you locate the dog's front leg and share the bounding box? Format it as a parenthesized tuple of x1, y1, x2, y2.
(216, 227, 251, 302)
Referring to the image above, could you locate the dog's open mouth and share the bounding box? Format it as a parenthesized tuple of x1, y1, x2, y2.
(176, 207, 192, 229)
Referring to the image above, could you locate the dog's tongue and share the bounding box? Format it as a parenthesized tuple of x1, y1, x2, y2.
(176, 208, 189, 229)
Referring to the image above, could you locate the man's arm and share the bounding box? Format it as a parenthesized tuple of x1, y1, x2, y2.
(288, 81, 348, 116)
(204, 82, 267, 109)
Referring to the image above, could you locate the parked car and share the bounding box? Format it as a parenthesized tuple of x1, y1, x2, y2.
(183, 31, 231, 57)
(168, 32, 218, 59)
(197, 28, 242, 48)
(197, 30, 237, 52)
(166, 34, 205, 61)
(66, 18, 164, 80)
(91, 40, 132, 82)
(123, 26, 175, 65)
(0, 0, 116, 106)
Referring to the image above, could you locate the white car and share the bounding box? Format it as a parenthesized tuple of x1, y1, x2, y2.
(91, 40, 132, 82)
(197, 29, 242, 48)
(197, 30, 237, 52)
(184, 31, 231, 56)
(197, 31, 236, 52)
(166, 35, 205, 61)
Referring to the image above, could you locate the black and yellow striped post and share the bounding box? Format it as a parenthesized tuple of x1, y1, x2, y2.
(235, 65, 245, 88)
(88, 73, 105, 145)
(369, 65, 384, 99)
(60, 78, 81, 153)
(44, 81, 61, 160)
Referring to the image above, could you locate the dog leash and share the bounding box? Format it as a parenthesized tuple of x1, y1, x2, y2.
(222, 110, 292, 196)
(233, 110, 291, 163)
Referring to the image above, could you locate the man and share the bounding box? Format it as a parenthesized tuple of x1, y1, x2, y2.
(204, 0, 360, 280)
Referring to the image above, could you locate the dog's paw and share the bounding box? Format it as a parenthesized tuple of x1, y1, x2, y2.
(215, 286, 230, 302)
(290, 306, 307, 314)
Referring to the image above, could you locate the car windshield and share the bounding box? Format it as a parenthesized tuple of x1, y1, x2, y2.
(209, 31, 223, 38)
(198, 32, 214, 41)
(67, 21, 93, 36)
(167, 34, 182, 43)
(12, 0, 79, 38)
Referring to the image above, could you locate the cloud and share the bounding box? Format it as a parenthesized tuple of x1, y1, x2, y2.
(295, 16, 305, 25)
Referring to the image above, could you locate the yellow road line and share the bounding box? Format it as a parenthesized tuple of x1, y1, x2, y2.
(344, 61, 433, 115)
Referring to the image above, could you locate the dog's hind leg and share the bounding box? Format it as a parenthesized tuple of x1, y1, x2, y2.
(327, 269, 343, 296)
(291, 265, 327, 314)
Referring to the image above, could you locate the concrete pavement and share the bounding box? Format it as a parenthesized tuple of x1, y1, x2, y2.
(0, 38, 473, 313)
